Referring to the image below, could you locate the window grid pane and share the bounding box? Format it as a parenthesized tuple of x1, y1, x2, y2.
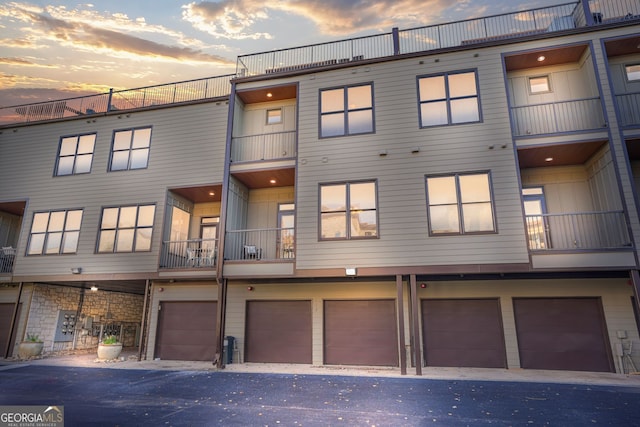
(320, 182, 377, 240)
(320, 85, 373, 137)
(55, 134, 95, 176)
(419, 71, 479, 127)
(427, 173, 495, 235)
(110, 128, 151, 171)
(98, 205, 155, 253)
(28, 210, 82, 255)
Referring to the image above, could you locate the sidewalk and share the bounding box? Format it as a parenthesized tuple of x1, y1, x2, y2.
(4, 348, 640, 387)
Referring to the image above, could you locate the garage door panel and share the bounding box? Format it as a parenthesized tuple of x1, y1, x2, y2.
(514, 298, 613, 372)
(422, 299, 506, 368)
(324, 300, 398, 367)
(245, 301, 312, 364)
(155, 301, 217, 361)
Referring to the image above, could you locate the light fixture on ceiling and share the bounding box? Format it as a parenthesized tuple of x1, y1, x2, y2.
(71, 267, 82, 274)
(266, 92, 273, 98)
(90, 285, 98, 292)
(345, 267, 357, 276)
(545, 157, 554, 162)
(537, 55, 546, 62)
(209, 191, 215, 196)
(269, 179, 277, 184)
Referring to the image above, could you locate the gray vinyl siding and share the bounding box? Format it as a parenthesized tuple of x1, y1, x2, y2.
(291, 47, 528, 269)
(0, 102, 228, 276)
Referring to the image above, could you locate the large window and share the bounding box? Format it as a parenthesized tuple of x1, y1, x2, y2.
(55, 133, 96, 176)
(426, 172, 495, 235)
(109, 127, 152, 171)
(418, 70, 480, 127)
(97, 204, 156, 252)
(320, 83, 374, 137)
(320, 181, 378, 240)
(27, 210, 83, 255)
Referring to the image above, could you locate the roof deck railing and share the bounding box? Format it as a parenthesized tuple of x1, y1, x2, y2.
(2, 0, 638, 127)
(236, 0, 638, 77)
(0, 74, 234, 126)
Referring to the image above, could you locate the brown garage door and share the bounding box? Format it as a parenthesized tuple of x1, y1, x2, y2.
(422, 298, 506, 368)
(1, 303, 21, 357)
(324, 299, 398, 367)
(514, 298, 614, 372)
(245, 300, 312, 363)
(154, 301, 216, 361)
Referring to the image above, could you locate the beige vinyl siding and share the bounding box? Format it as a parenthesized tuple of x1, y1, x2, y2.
(0, 102, 228, 276)
(289, 46, 527, 269)
(145, 280, 217, 361)
(223, 277, 638, 371)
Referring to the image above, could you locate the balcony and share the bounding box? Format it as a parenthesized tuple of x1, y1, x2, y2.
(230, 131, 297, 163)
(159, 238, 218, 269)
(224, 228, 295, 261)
(525, 211, 631, 251)
(511, 98, 606, 137)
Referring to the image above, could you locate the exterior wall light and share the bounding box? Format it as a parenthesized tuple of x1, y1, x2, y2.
(345, 268, 357, 276)
(71, 267, 82, 274)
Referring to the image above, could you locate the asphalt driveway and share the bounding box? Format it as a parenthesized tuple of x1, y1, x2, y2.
(1, 365, 639, 426)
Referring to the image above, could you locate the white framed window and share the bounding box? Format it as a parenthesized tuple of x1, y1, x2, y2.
(528, 75, 551, 94)
(27, 209, 83, 255)
(320, 181, 378, 240)
(55, 133, 96, 176)
(266, 108, 282, 125)
(418, 70, 480, 127)
(109, 127, 152, 171)
(97, 204, 156, 252)
(320, 83, 374, 137)
(625, 64, 640, 82)
(426, 172, 496, 235)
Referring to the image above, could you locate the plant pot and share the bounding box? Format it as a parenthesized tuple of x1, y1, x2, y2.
(97, 343, 123, 360)
(18, 341, 44, 359)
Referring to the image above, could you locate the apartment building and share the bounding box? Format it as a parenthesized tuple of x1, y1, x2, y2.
(1, 0, 639, 375)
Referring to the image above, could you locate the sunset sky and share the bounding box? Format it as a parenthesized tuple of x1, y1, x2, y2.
(0, 0, 561, 107)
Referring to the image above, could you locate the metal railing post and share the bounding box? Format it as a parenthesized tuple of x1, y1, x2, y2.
(392, 27, 400, 55)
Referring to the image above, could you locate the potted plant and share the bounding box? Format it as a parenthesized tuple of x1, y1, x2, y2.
(18, 333, 44, 359)
(97, 335, 123, 360)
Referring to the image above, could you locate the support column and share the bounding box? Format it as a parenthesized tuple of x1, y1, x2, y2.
(137, 279, 151, 362)
(630, 270, 640, 325)
(396, 275, 407, 375)
(4, 282, 23, 359)
(409, 275, 422, 375)
(214, 278, 228, 368)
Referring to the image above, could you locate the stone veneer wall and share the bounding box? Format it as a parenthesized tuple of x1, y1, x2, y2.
(24, 284, 144, 354)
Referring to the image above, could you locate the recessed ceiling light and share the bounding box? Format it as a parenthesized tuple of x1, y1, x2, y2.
(545, 157, 554, 162)
(208, 191, 215, 196)
(537, 55, 546, 62)
(266, 92, 273, 98)
(269, 179, 276, 184)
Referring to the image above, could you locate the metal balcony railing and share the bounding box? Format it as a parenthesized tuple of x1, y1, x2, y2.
(159, 238, 218, 269)
(615, 92, 640, 128)
(230, 131, 297, 163)
(0, 248, 15, 273)
(225, 228, 295, 261)
(511, 97, 606, 137)
(525, 210, 631, 251)
(589, 0, 640, 24)
(0, 75, 234, 126)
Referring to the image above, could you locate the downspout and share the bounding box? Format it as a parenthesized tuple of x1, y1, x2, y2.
(4, 282, 23, 358)
(213, 80, 237, 368)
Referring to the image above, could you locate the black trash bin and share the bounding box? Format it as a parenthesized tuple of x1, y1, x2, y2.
(224, 336, 235, 364)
